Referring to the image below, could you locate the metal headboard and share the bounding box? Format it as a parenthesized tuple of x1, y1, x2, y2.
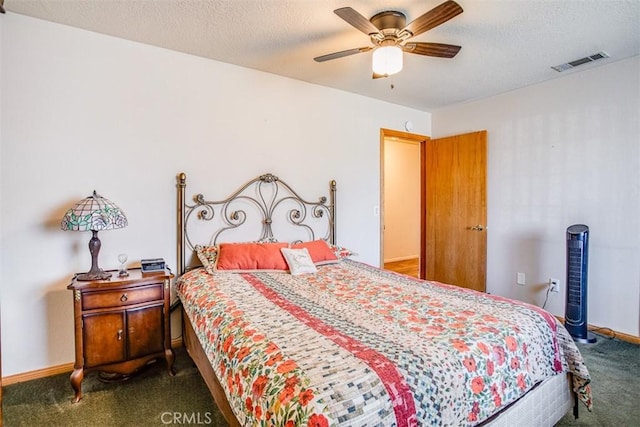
(176, 172, 336, 275)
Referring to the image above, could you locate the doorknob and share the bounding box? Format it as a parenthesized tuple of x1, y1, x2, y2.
(470, 225, 486, 231)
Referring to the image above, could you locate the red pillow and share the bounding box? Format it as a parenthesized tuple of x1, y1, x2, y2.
(291, 240, 339, 265)
(216, 242, 289, 271)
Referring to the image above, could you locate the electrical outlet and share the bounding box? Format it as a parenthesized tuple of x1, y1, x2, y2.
(549, 278, 560, 293)
(517, 272, 525, 285)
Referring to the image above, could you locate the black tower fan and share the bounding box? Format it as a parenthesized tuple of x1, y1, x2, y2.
(565, 224, 596, 343)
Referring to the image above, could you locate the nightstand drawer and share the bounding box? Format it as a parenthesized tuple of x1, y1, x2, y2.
(82, 284, 163, 310)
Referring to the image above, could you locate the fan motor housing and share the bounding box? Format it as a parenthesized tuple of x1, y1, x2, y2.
(370, 11, 406, 31)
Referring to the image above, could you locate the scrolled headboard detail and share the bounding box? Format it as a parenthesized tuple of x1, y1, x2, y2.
(176, 172, 336, 275)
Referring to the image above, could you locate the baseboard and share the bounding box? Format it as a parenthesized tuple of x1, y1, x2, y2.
(555, 316, 640, 345)
(2, 339, 186, 386)
(587, 325, 640, 344)
(2, 362, 74, 386)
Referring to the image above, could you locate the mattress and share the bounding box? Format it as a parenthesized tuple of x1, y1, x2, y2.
(177, 259, 591, 426)
(485, 372, 573, 426)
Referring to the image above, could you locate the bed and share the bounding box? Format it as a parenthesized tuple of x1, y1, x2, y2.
(174, 172, 592, 426)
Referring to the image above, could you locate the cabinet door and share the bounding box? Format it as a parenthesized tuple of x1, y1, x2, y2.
(83, 312, 126, 367)
(127, 304, 164, 359)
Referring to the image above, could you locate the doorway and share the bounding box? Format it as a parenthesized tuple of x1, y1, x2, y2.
(381, 129, 487, 291)
(380, 129, 427, 278)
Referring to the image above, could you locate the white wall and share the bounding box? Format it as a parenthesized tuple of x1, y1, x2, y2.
(0, 14, 431, 376)
(432, 56, 640, 337)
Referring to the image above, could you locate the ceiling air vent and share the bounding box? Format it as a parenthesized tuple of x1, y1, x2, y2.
(552, 51, 609, 72)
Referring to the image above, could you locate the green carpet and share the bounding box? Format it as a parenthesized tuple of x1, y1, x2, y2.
(3, 334, 639, 426)
(556, 334, 640, 426)
(2, 347, 226, 427)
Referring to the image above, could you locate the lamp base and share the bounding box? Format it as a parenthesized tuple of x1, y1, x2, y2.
(76, 230, 112, 281)
(76, 270, 112, 281)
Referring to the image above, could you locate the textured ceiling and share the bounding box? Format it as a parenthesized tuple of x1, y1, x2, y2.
(5, 0, 640, 111)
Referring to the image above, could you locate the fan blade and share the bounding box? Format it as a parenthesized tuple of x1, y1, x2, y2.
(334, 7, 380, 35)
(402, 0, 463, 39)
(372, 72, 389, 79)
(314, 46, 372, 62)
(403, 42, 461, 58)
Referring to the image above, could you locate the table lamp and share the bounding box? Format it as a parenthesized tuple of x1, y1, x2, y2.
(61, 191, 128, 281)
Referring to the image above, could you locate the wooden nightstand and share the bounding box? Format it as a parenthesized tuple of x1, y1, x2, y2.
(67, 268, 175, 402)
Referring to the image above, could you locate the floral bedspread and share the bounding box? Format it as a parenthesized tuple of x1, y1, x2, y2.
(177, 260, 591, 426)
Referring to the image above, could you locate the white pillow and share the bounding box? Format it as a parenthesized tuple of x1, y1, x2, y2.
(281, 248, 318, 276)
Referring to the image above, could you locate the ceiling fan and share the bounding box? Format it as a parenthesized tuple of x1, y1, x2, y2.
(314, 0, 463, 78)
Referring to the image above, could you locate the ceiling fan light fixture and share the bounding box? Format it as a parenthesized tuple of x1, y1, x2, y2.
(372, 45, 403, 76)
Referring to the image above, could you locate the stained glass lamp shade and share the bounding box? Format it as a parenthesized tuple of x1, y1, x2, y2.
(61, 191, 128, 281)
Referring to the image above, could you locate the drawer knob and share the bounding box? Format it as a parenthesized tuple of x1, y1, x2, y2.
(117, 330, 123, 341)
(120, 293, 128, 302)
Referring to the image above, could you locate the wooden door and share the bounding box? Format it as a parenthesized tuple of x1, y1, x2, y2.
(425, 130, 487, 291)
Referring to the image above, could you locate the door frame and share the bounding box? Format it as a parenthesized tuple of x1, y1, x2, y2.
(380, 128, 428, 279)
